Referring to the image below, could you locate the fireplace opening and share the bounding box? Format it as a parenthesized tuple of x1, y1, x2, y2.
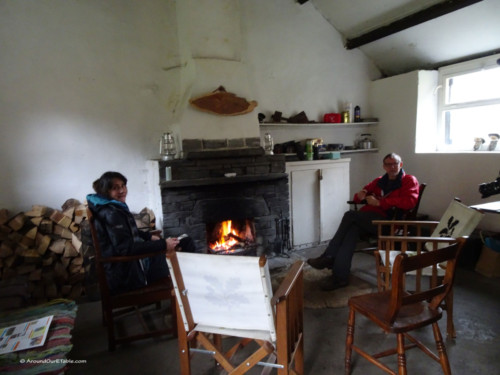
(207, 219, 257, 255)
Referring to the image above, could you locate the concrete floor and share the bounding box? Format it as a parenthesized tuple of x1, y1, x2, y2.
(67, 245, 500, 375)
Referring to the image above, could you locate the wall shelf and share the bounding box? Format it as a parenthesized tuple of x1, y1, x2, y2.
(259, 121, 378, 128)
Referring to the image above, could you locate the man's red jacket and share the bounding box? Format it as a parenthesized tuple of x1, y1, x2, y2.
(353, 172, 420, 218)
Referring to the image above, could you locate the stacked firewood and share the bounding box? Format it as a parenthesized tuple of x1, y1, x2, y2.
(0, 199, 87, 308)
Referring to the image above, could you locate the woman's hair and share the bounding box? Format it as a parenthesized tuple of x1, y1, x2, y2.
(383, 152, 402, 163)
(92, 171, 127, 198)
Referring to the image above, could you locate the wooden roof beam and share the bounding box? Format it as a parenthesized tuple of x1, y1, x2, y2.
(345, 0, 484, 50)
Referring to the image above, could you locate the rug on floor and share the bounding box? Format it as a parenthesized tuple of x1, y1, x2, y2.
(272, 266, 376, 309)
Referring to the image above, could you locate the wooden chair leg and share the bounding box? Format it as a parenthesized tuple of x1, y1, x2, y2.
(345, 308, 355, 375)
(396, 333, 407, 375)
(445, 289, 456, 338)
(103, 307, 116, 351)
(176, 302, 191, 375)
(432, 322, 452, 375)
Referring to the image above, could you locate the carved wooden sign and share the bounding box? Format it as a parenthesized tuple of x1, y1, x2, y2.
(189, 86, 258, 116)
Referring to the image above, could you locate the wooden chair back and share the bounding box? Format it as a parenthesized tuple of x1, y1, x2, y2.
(345, 238, 466, 375)
(387, 239, 462, 323)
(86, 208, 176, 351)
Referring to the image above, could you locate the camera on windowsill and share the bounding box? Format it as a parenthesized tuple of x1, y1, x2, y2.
(479, 170, 500, 198)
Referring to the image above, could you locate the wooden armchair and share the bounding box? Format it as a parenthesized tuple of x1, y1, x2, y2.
(166, 252, 304, 375)
(87, 208, 177, 351)
(373, 199, 484, 337)
(346, 238, 466, 375)
(350, 183, 427, 252)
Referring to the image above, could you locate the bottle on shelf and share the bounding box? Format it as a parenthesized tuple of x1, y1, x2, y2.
(343, 102, 352, 123)
(354, 106, 361, 122)
(306, 140, 313, 161)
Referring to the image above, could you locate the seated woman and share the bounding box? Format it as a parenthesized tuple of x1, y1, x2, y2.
(87, 171, 196, 295)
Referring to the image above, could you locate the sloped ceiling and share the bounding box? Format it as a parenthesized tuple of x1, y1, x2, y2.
(309, 0, 500, 77)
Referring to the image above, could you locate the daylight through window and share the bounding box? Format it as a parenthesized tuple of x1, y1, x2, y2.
(437, 54, 500, 152)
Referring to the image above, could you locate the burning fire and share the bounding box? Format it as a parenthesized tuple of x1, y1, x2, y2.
(210, 220, 254, 252)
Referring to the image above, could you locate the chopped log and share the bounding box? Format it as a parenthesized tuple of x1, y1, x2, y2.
(8, 213, 28, 231)
(68, 262, 82, 274)
(5, 254, 19, 268)
(74, 204, 87, 224)
(29, 268, 42, 281)
(18, 249, 41, 259)
(8, 231, 23, 243)
(49, 239, 66, 254)
(53, 224, 72, 239)
(30, 216, 43, 227)
(0, 241, 14, 258)
(68, 269, 85, 284)
(71, 233, 82, 254)
(61, 256, 71, 269)
(42, 256, 54, 266)
(2, 267, 17, 280)
(50, 210, 72, 228)
(41, 270, 55, 284)
(0, 209, 9, 225)
(68, 283, 83, 300)
(54, 261, 68, 281)
(45, 284, 58, 299)
(62, 206, 75, 221)
(17, 263, 37, 275)
(19, 236, 35, 249)
(0, 224, 12, 237)
(25, 205, 48, 217)
(71, 255, 84, 266)
(63, 241, 79, 258)
(61, 198, 81, 212)
(26, 227, 39, 242)
(69, 222, 79, 233)
(61, 285, 72, 296)
(39, 219, 53, 234)
(36, 233, 51, 255)
(31, 284, 44, 298)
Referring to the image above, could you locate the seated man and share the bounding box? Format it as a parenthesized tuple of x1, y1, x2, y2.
(307, 153, 419, 291)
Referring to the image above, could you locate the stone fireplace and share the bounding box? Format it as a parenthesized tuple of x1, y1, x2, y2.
(158, 138, 290, 256)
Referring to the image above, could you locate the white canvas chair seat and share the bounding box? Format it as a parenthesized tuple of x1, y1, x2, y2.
(166, 252, 304, 375)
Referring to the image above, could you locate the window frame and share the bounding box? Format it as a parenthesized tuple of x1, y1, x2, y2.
(437, 53, 500, 152)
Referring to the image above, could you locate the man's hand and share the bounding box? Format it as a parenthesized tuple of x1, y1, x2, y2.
(365, 195, 380, 206)
(357, 189, 368, 200)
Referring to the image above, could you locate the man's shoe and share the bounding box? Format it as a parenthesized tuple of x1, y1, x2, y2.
(307, 255, 334, 270)
(320, 277, 349, 291)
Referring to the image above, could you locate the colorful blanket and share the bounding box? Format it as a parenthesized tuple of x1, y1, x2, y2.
(0, 299, 77, 374)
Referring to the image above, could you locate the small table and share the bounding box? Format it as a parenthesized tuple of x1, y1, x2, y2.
(470, 201, 500, 214)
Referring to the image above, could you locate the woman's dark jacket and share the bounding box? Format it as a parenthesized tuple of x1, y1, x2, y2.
(87, 194, 166, 294)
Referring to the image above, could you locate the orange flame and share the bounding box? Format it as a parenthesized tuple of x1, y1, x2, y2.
(212, 220, 239, 251)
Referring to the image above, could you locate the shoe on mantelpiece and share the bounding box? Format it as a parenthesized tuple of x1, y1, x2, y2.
(307, 255, 334, 270)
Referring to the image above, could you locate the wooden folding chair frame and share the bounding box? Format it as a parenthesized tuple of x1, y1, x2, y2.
(167, 252, 304, 375)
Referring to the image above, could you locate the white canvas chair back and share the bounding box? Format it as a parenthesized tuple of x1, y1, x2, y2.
(425, 199, 484, 250)
(167, 252, 277, 343)
(380, 200, 484, 271)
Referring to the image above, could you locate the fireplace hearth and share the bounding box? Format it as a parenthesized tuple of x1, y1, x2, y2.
(158, 142, 289, 256)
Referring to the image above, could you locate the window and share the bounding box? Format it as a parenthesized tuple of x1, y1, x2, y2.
(437, 54, 500, 152)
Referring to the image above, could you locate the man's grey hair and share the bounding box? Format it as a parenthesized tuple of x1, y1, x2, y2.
(383, 153, 402, 163)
